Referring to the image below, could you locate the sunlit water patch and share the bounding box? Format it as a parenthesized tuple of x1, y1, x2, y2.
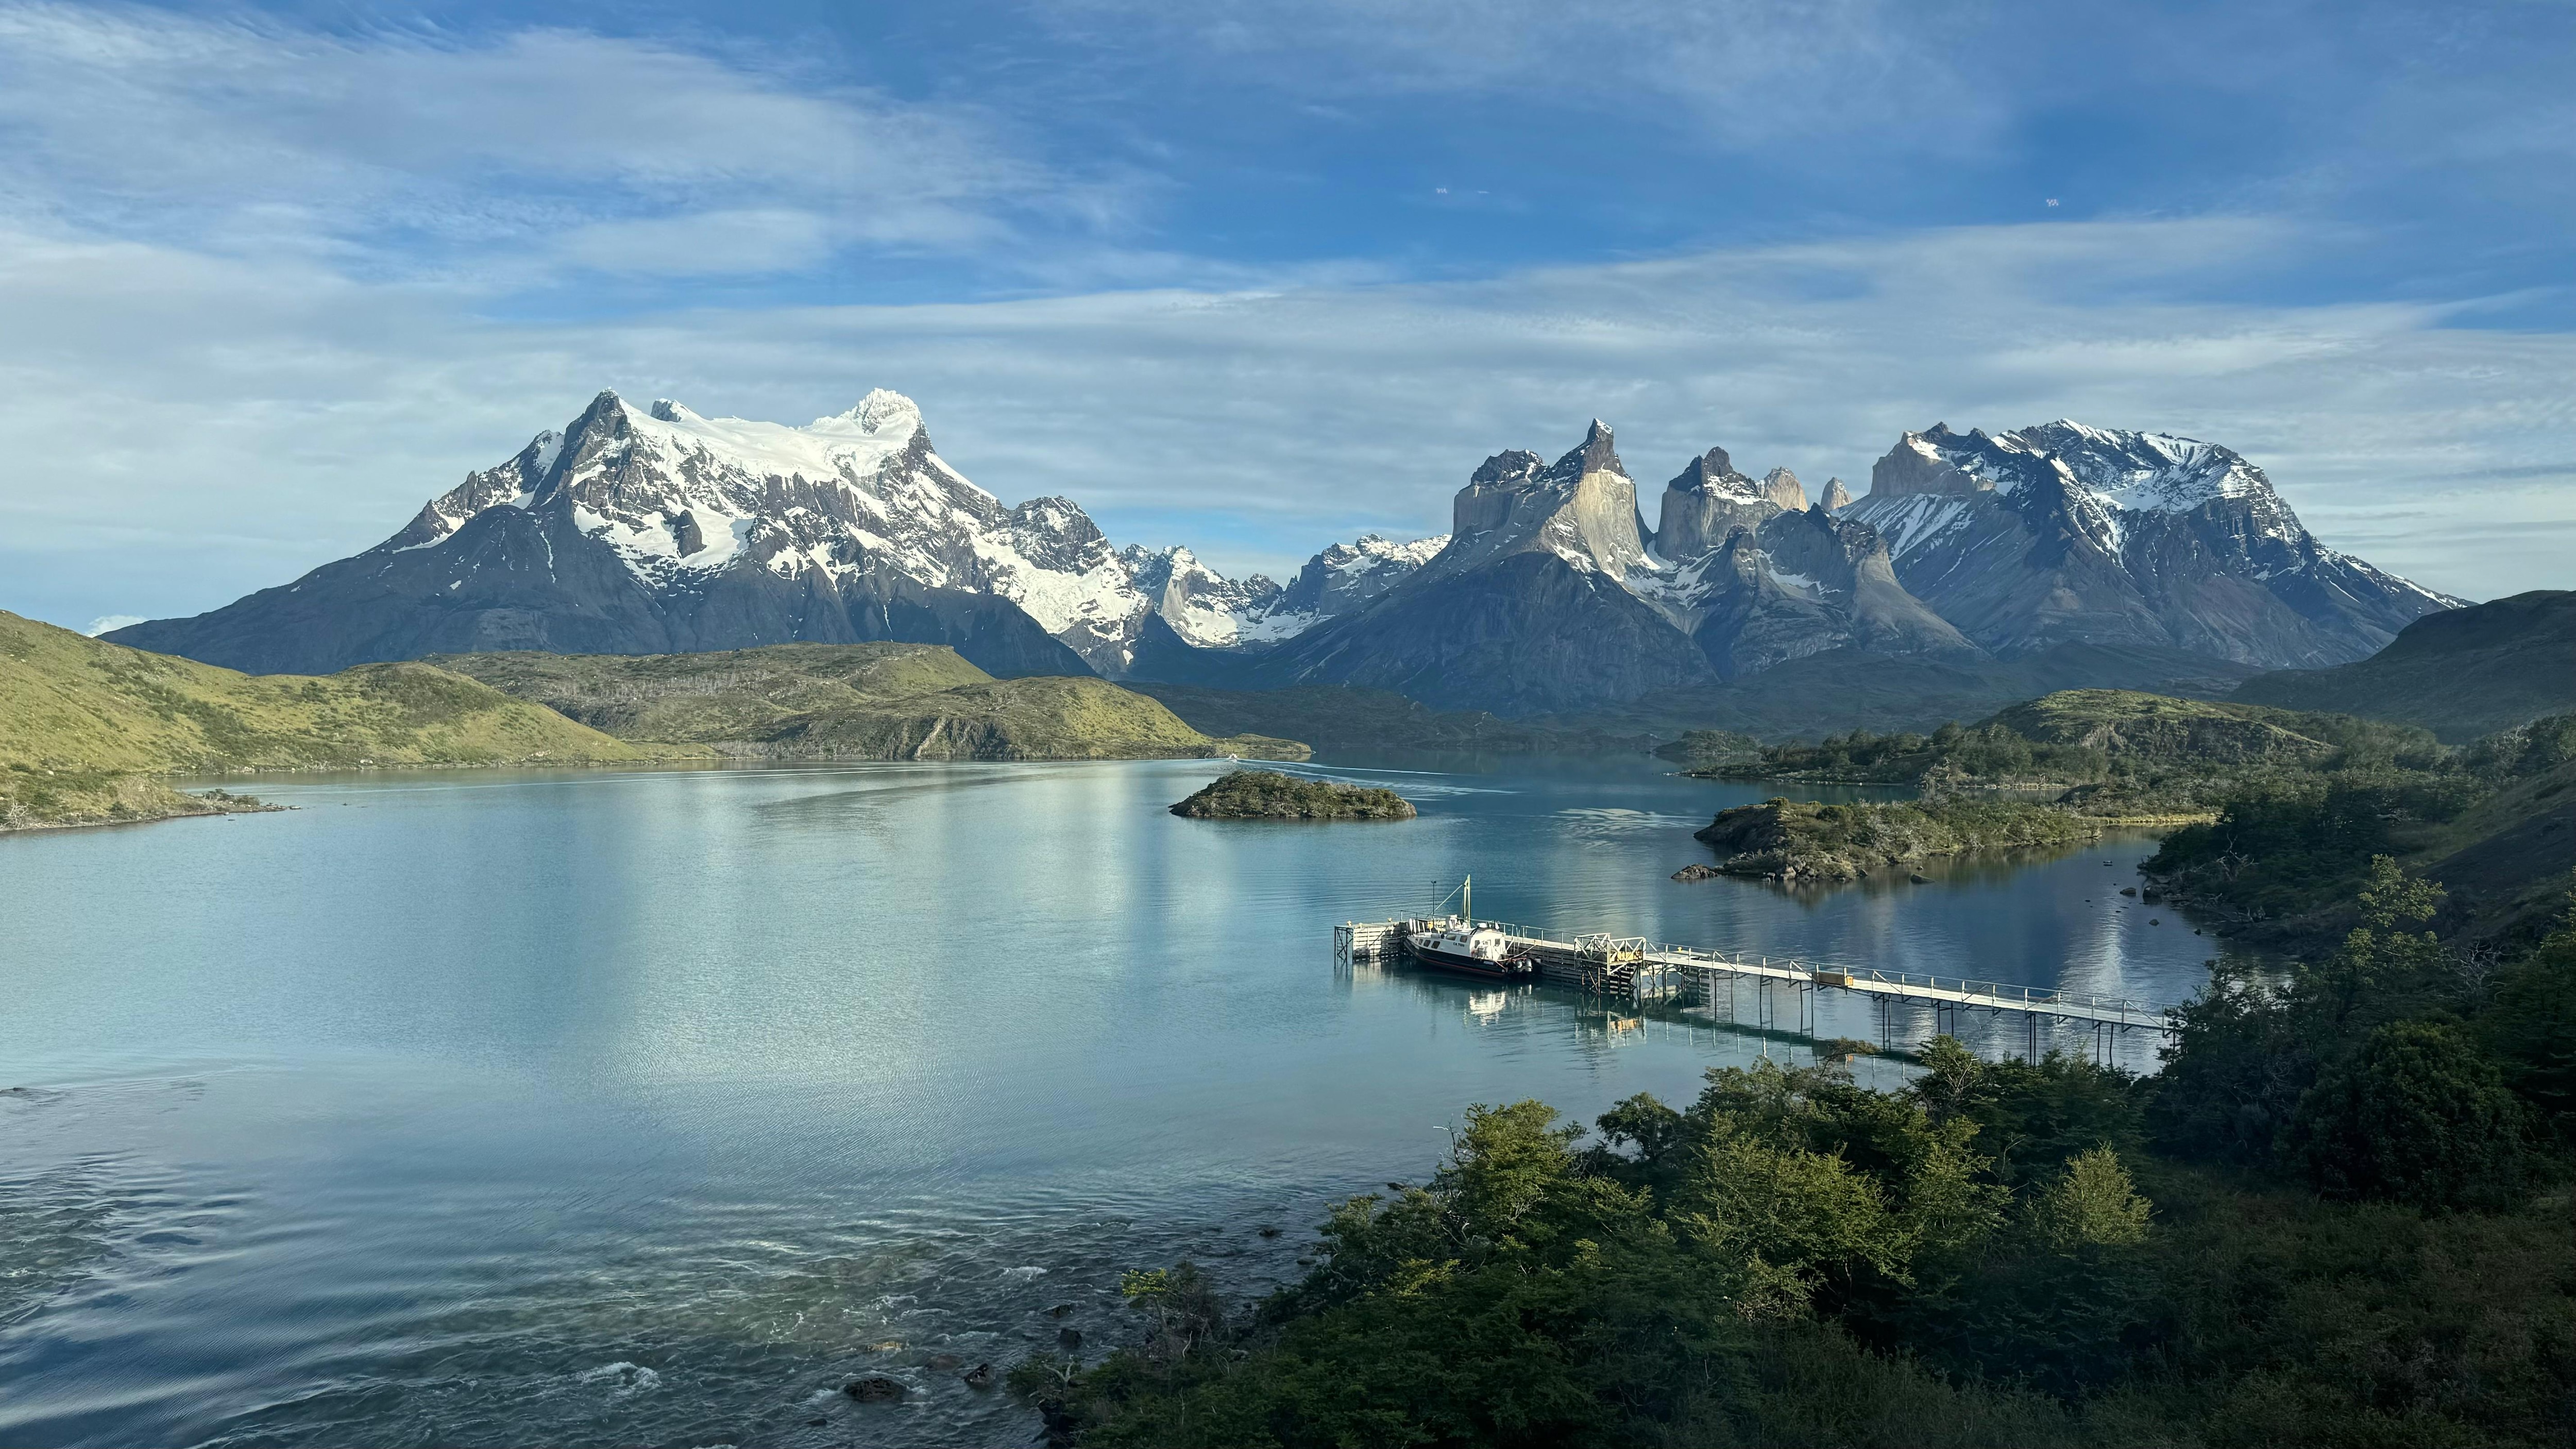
(0, 756, 2226, 1445)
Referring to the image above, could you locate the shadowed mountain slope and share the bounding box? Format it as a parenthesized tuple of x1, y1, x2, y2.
(2233, 590, 2576, 742)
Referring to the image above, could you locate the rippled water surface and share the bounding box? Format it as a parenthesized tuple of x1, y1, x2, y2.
(0, 757, 2217, 1445)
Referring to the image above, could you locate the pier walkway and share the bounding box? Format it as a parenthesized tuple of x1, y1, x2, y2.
(1333, 917, 2175, 1041)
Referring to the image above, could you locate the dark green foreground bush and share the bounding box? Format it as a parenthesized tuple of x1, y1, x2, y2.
(1021, 868, 2576, 1448)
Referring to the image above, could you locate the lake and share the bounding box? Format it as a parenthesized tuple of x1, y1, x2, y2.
(0, 757, 2217, 1446)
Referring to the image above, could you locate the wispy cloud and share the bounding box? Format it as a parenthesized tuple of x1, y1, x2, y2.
(1053, 0, 2006, 154)
(0, 3, 1107, 281)
(2, 3, 2569, 632)
(6, 213, 2570, 632)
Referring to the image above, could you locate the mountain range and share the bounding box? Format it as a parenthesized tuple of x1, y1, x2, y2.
(108, 389, 2462, 720)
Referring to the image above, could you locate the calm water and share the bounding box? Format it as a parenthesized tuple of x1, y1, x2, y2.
(0, 757, 2216, 1446)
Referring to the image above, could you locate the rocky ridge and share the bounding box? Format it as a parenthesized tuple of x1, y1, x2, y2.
(111, 389, 1444, 681)
(1841, 421, 2458, 667)
(107, 391, 2458, 724)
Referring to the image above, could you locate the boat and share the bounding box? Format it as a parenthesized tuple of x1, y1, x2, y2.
(1406, 875, 1538, 980)
(1407, 923, 1537, 979)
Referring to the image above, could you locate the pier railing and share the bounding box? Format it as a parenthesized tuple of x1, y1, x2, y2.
(1338, 916, 2177, 1031)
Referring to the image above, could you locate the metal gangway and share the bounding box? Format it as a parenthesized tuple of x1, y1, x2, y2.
(1335, 916, 2175, 1043)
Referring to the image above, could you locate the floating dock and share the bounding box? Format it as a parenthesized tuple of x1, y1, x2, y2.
(1334, 916, 2174, 1047)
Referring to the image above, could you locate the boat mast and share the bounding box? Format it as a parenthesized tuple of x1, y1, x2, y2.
(1463, 875, 1471, 927)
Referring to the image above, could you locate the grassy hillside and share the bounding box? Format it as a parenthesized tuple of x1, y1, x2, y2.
(1131, 682, 1649, 755)
(1987, 689, 2347, 763)
(431, 644, 1309, 762)
(0, 609, 672, 830)
(2234, 589, 2576, 742)
(1693, 689, 2434, 811)
(1545, 641, 2260, 741)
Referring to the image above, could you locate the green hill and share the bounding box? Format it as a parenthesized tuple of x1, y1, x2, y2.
(429, 644, 1308, 762)
(1129, 681, 1647, 755)
(1696, 689, 2435, 802)
(2143, 711, 2576, 946)
(2233, 590, 2576, 742)
(1, 610, 673, 830)
(1985, 689, 2343, 764)
(1545, 642, 2260, 742)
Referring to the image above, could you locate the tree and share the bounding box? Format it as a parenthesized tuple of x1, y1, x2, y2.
(2484, 890, 2576, 1122)
(2028, 1147, 2151, 1252)
(2286, 1019, 2530, 1209)
(1911, 1035, 1986, 1126)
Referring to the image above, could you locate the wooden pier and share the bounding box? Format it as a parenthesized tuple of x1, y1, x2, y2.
(1334, 917, 2174, 1044)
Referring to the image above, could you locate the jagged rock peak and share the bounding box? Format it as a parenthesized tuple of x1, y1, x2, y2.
(1760, 467, 1807, 512)
(1868, 426, 2002, 500)
(1656, 446, 1790, 562)
(1866, 418, 2295, 517)
(1444, 421, 1648, 580)
(1471, 449, 1546, 487)
(1820, 477, 1854, 512)
(826, 388, 926, 437)
(1274, 533, 1447, 620)
(1668, 446, 1756, 497)
(1558, 419, 1625, 480)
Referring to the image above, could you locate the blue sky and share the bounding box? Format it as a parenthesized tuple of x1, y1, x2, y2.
(3, 0, 2572, 632)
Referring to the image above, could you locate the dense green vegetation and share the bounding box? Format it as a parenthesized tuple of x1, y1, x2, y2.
(1698, 689, 2437, 819)
(1692, 796, 2101, 882)
(0, 610, 673, 830)
(2233, 589, 2576, 743)
(432, 644, 1307, 762)
(2145, 713, 2576, 945)
(1670, 689, 2571, 942)
(1022, 871, 2576, 1448)
(1652, 728, 1761, 766)
(1168, 770, 1417, 821)
(1540, 642, 2263, 743)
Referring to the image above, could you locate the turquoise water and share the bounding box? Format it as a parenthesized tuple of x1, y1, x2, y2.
(0, 758, 2213, 1446)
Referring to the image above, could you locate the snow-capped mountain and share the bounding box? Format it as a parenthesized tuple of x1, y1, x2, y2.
(108, 388, 1443, 680)
(1277, 534, 1449, 618)
(106, 388, 2459, 721)
(1213, 416, 2449, 713)
(1652, 446, 1805, 561)
(1842, 421, 2460, 667)
(1240, 422, 1729, 712)
(1631, 500, 1976, 678)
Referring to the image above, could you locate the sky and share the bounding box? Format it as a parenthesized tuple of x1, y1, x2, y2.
(2, 0, 2572, 634)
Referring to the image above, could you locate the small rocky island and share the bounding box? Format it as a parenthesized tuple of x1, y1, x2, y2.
(1688, 795, 2096, 883)
(1168, 770, 1416, 821)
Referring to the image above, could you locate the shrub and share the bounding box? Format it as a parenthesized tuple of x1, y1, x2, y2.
(2286, 1020, 2530, 1210)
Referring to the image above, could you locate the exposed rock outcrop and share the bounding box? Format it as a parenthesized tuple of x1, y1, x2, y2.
(1654, 446, 1789, 563)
